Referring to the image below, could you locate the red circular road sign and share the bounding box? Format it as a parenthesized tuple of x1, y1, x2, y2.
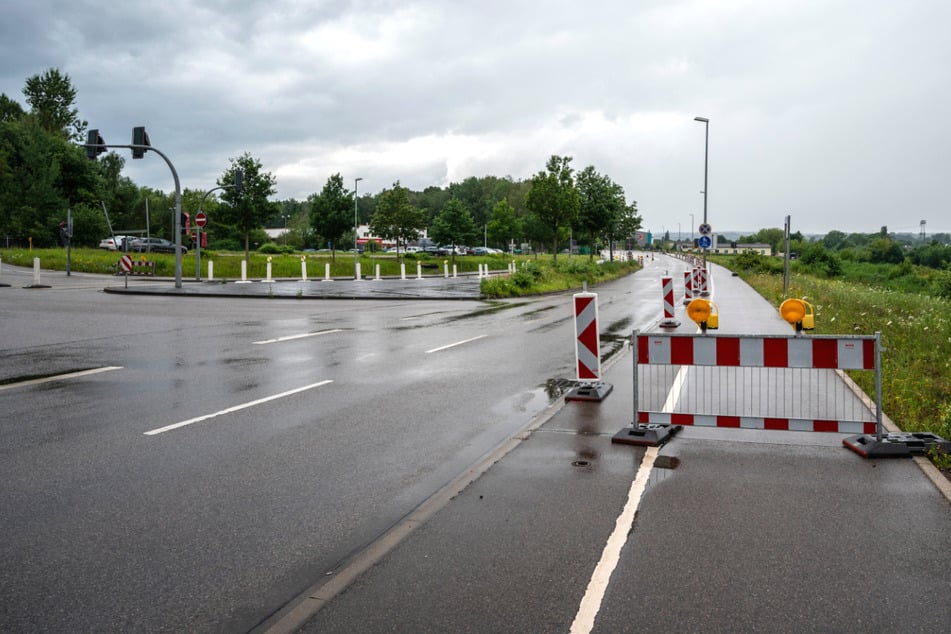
(195, 212, 207, 227)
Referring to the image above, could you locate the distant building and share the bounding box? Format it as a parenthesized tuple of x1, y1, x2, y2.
(712, 242, 772, 256)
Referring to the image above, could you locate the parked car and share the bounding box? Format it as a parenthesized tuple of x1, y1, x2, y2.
(130, 237, 187, 254)
(98, 236, 133, 251)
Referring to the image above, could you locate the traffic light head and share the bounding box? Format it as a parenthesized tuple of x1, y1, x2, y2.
(132, 126, 151, 159)
(234, 169, 243, 195)
(85, 129, 106, 160)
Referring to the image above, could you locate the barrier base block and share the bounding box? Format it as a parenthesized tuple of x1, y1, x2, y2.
(565, 381, 613, 402)
(842, 432, 951, 459)
(612, 423, 683, 447)
(659, 319, 681, 328)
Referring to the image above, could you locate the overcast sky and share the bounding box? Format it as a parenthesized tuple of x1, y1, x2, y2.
(3, 0, 949, 236)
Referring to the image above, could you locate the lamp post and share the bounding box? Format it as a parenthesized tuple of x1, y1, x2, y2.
(354, 177, 363, 279)
(694, 116, 709, 266)
(690, 213, 694, 245)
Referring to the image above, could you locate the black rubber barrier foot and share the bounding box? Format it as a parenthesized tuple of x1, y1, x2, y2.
(843, 432, 951, 459)
(565, 381, 613, 403)
(612, 423, 683, 447)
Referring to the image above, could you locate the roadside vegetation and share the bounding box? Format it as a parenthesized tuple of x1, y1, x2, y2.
(711, 242, 951, 466)
(480, 256, 638, 297)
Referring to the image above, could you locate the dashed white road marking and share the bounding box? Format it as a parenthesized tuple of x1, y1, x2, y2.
(0, 366, 123, 391)
(144, 380, 333, 436)
(252, 329, 345, 345)
(424, 334, 487, 354)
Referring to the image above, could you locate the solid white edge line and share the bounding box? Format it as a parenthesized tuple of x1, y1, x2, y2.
(252, 329, 344, 345)
(569, 446, 659, 634)
(144, 380, 333, 436)
(425, 334, 487, 354)
(0, 366, 123, 391)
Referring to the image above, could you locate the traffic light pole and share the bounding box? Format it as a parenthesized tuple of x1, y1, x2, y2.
(84, 140, 184, 288)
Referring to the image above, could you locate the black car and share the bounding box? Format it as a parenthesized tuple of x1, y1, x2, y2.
(130, 238, 187, 254)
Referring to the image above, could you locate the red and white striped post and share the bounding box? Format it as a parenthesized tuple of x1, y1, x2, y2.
(566, 291, 613, 402)
(682, 269, 693, 304)
(660, 277, 680, 328)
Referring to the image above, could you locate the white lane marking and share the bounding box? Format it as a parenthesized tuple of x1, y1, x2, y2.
(424, 334, 487, 354)
(0, 366, 123, 392)
(570, 446, 659, 634)
(144, 380, 333, 436)
(252, 329, 344, 345)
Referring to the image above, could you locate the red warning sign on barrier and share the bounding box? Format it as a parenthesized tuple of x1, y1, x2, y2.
(573, 292, 601, 381)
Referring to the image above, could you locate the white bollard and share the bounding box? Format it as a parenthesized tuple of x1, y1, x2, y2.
(443, 261, 449, 278)
(356, 262, 362, 280)
(33, 257, 41, 286)
(452, 264, 457, 278)
(417, 262, 422, 279)
(264, 261, 273, 283)
(208, 260, 214, 281)
(301, 258, 308, 281)
(237, 259, 251, 283)
(400, 262, 406, 280)
(374, 264, 381, 280)
(324, 262, 332, 282)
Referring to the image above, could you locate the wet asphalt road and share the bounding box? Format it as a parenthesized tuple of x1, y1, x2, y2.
(0, 259, 658, 632)
(1, 257, 949, 632)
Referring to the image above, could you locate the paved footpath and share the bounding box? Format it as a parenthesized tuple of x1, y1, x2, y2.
(271, 257, 951, 633)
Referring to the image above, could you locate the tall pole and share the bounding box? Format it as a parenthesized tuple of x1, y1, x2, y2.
(354, 177, 363, 279)
(694, 116, 709, 268)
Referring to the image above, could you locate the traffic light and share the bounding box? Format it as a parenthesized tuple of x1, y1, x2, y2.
(132, 126, 151, 159)
(234, 169, 243, 195)
(85, 129, 105, 160)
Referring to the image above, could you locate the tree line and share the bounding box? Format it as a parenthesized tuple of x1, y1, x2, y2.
(1, 68, 641, 260)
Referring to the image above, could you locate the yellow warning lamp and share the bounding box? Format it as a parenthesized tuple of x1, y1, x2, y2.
(780, 298, 815, 332)
(687, 298, 718, 332)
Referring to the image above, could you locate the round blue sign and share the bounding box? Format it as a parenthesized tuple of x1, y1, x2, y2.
(698, 235, 712, 249)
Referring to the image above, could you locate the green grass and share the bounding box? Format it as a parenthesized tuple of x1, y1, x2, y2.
(715, 257, 951, 441)
(480, 257, 640, 297)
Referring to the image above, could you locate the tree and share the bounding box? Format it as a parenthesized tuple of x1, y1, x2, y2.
(370, 181, 424, 253)
(309, 173, 354, 260)
(612, 202, 643, 254)
(22, 68, 86, 141)
(217, 152, 277, 260)
(0, 94, 25, 123)
(430, 199, 477, 264)
(576, 166, 627, 260)
(524, 155, 579, 261)
(486, 198, 520, 251)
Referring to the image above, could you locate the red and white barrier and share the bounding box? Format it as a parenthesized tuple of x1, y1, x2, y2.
(637, 333, 876, 370)
(682, 270, 693, 304)
(660, 277, 680, 328)
(567, 292, 613, 401)
(573, 292, 601, 380)
(635, 411, 875, 435)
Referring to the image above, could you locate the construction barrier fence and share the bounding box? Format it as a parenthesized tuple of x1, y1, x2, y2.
(631, 331, 882, 436)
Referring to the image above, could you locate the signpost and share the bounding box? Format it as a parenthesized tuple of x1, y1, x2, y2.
(194, 211, 207, 280)
(120, 254, 133, 289)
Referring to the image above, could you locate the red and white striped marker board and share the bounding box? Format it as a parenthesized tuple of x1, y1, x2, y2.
(637, 333, 876, 370)
(573, 292, 601, 381)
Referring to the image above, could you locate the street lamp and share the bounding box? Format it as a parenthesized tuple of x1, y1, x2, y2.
(690, 213, 694, 245)
(354, 177, 363, 279)
(694, 116, 709, 266)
